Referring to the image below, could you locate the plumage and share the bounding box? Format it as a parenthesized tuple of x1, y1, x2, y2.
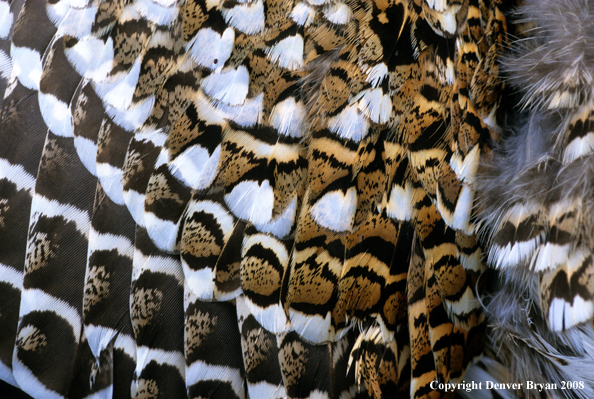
(476, 2, 594, 396)
(1, 0, 594, 398)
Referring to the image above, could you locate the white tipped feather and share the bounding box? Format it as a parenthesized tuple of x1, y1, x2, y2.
(56, 6, 97, 38)
(269, 97, 306, 137)
(201, 66, 249, 105)
(0, 263, 23, 290)
(0, 49, 11, 81)
(0, 158, 36, 193)
(288, 309, 348, 344)
(532, 243, 570, 272)
(0, 1, 12, 39)
(88, 230, 133, 258)
(324, 2, 351, 25)
(490, 237, 542, 270)
(105, 96, 155, 131)
(94, 57, 142, 110)
(328, 103, 370, 143)
(305, 0, 328, 5)
(237, 275, 289, 334)
(355, 88, 392, 124)
(152, 0, 176, 7)
(450, 145, 480, 181)
(114, 334, 136, 360)
(144, 211, 181, 252)
(185, 361, 243, 398)
(253, 197, 298, 239)
(364, 63, 388, 88)
(85, 324, 118, 359)
(222, 0, 264, 34)
(12, 357, 63, 399)
(46, 0, 69, 28)
(266, 35, 304, 70)
(38, 92, 73, 137)
(564, 131, 594, 163)
(133, 129, 168, 147)
(96, 163, 126, 205)
(386, 181, 415, 221)
(186, 27, 234, 72)
(11, 44, 42, 90)
(123, 189, 147, 227)
(73, 136, 98, 176)
(549, 296, 593, 332)
(310, 187, 357, 232)
(65, 36, 115, 82)
(30, 194, 91, 236)
(18, 288, 82, 344)
(182, 265, 216, 301)
(169, 144, 221, 190)
(0, 360, 17, 387)
(214, 92, 264, 128)
(133, 0, 178, 26)
(134, 346, 184, 380)
(290, 2, 315, 26)
(440, 183, 475, 234)
(225, 180, 274, 225)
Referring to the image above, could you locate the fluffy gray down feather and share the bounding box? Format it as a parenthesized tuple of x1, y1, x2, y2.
(478, 0, 594, 397)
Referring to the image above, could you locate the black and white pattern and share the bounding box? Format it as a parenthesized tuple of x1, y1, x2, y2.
(1, 0, 594, 398)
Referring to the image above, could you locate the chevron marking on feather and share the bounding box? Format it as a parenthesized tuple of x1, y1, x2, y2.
(488, 202, 545, 270)
(334, 210, 410, 341)
(278, 331, 330, 398)
(240, 228, 290, 333)
(407, 237, 439, 398)
(163, 97, 226, 196)
(284, 191, 349, 343)
(219, 125, 305, 227)
(181, 197, 235, 300)
(541, 249, 594, 331)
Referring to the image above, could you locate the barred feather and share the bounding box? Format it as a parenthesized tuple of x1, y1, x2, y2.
(2, 0, 594, 398)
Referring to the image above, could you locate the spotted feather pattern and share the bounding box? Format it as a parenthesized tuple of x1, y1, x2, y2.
(2, 0, 594, 398)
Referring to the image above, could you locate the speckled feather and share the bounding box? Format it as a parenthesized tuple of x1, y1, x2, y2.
(2, 0, 593, 398)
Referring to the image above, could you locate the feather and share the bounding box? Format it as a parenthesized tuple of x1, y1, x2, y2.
(6, 0, 594, 398)
(14, 130, 96, 398)
(184, 292, 245, 399)
(477, 0, 594, 394)
(82, 183, 136, 396)
(236, 295, 287, 398)
(130, 227, 186, 398)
